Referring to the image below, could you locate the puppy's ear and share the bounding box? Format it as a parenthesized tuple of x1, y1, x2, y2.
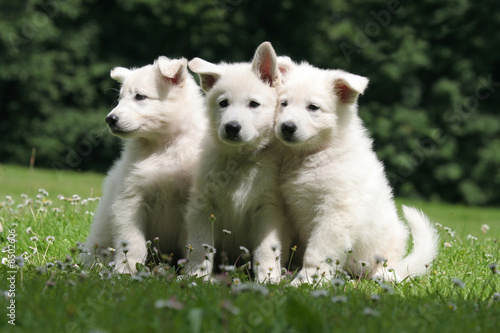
(156, 57, 188, 86)
(110, 67, 131, 83)
(277, 56, 294, 76)
(252, 41, 279, 87)
(188, 58, 221, 93)
(332, 71, 369, 104)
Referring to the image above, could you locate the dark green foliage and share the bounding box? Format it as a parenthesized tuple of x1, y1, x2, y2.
(1, 0, 499, 204)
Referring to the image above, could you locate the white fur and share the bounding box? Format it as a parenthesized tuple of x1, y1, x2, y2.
(81, 57, 207, 273)
(185, 42, 290, 283)
(275, 61, 439, 285)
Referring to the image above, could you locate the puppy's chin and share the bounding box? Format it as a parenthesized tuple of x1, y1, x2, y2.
(218, 134, 246, 147)
(108, 126, 139, 139)
(276, 134, 302, 146)
(277, 133, 321, 150)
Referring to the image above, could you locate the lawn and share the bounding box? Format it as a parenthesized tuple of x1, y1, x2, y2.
(0, 164, 499, 332)
(0, 164, 103, 199)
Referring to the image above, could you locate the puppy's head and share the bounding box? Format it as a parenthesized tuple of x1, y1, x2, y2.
(275, 62, 368, 151)
(188, 42, 280, 150)
(106, 57, 191, 139)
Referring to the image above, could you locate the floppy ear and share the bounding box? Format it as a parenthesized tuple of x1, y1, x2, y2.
(156, 56, 188, 86)
(251, 41, 279, 87)
(110, 67, 131, 83)
(333, 71, 369, 104)
(188, 58, 221, 93)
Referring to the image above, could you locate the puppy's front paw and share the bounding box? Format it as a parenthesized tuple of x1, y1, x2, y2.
(291, 267, 333, 286)
(186, 264, 212, 282)
(372, 267, 402, 283)
(255, 266, 281, 284)
(114, 259, 139, 274)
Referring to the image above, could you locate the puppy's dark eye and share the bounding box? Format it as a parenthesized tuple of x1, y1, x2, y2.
(249, 100, 260, 108)
(307, 104, 319, 111)
(281, 100, 288, 107)
(135, 94, 147, 101)
(219, 99, 229, 108)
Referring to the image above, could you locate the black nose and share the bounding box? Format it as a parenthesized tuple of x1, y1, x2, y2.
(281, 121, 297, 138)
(225, 121, 241, 140)
(106, 114, 119, 126)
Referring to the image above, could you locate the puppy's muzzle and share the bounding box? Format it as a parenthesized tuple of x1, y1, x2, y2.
(280, 121, 297, 141)
(224, 121, 242, 141)
(106, 114, 119, 130)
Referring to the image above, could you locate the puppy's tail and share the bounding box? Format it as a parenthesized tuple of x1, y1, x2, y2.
(387, 206, 439, 281)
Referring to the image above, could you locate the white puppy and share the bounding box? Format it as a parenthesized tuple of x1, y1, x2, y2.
(185, 42, 289, 283)
(275, 59, 439, 284)
(81, 57, 207, 273)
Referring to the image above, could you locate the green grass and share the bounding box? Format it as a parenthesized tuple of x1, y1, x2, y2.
(0, 165, 499, 332)
(0, 163, 103, 199)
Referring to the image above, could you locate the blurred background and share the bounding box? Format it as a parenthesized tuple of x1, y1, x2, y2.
(0, 0, 499, 205)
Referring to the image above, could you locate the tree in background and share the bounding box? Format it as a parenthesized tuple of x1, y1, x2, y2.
(0, 0, 499, 205)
